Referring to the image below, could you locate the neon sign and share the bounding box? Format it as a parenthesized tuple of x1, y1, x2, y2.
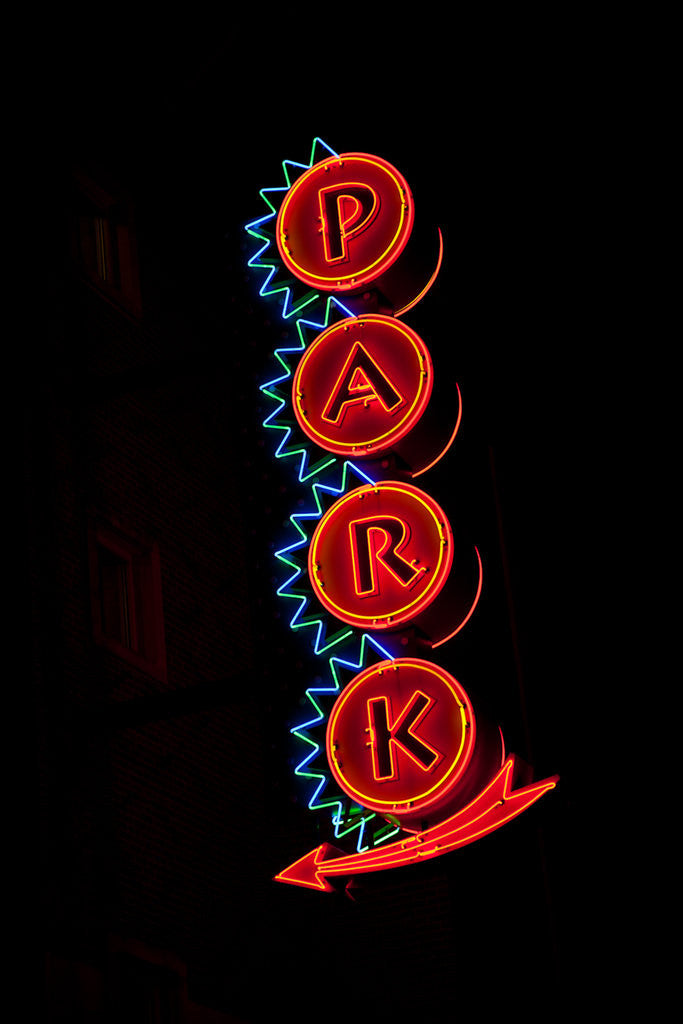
(245, 139, 558, 889)
(275, 756, 557, 891)
(326, 658, 478, 826)
(308, 481, 453, 631)
(293, 315, 433, 458)
(276, 152, 414, 293)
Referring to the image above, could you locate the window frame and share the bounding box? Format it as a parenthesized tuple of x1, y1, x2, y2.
(70, 166, 142, 318)
(88, 516, 167, 682)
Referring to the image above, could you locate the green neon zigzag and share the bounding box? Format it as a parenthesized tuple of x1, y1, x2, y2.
(259, 297, 353, 484)
(246, 138, 403, 851)
(273, 459, 382, 655)
(290, 635, 401, 853)
(274, 462, 403, 851)
(244, 136, 341, 320)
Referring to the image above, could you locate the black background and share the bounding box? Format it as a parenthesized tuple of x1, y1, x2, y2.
(39, 19, 626, 1019)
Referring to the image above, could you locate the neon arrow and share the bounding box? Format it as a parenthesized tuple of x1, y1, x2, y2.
(274, 756, 558, 891)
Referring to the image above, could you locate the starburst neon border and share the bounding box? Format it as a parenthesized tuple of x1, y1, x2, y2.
(245, 136, 342, 322)
(259, 296, 354, 483)
(289, 635, 402, 853)
(275, 460, 384, 653)
(246, 139, 405, 850)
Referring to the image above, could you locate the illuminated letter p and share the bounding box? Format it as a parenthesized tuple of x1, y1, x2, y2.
(319, 184, 379, 264)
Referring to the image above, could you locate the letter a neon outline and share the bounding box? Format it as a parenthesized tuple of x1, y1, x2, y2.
(322, 342, 404, 426)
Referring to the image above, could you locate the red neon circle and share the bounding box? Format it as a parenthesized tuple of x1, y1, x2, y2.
(326, 658, 475, 817)
(293, 315, 433, 457)
(276, 153, 415, 292)
(308, 481, 453, 630)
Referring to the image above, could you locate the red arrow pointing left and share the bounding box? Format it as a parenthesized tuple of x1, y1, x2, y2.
(275, 756, 558, 891)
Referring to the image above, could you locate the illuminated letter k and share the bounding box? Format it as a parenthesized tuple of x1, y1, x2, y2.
(368, 692, 441, 780)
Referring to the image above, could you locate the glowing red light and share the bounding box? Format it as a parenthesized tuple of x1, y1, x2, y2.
(326, 658, 476, 821)
(276, 153, 415, 292)
(275, 755, 559, 890)
(293, 314, 433, 458)
(249, 142, 559, 887)
(308, 481, 453, 631)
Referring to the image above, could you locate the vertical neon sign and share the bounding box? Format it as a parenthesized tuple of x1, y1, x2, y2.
(245, 139, 557, 889)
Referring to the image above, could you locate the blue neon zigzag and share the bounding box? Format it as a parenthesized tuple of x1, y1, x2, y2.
(290, 636, 401, 853)
(274, 459, 375, 653)
(259, 296, 354, 483)
(273, 459, 404, 850)
(274, 462, 402, 849)
(246, 138, 403, 850)
(244, 136, 341, 321)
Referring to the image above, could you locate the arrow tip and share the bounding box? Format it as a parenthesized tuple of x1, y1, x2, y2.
(274, 843, 337, 892)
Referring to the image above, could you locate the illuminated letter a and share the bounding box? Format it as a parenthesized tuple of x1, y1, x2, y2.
(322, 343, 403, 425)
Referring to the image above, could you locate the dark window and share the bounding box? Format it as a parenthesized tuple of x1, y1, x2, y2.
(89, 518, 167, 681)
(70, 167, 142, 316)
(77, 205, 122, 290)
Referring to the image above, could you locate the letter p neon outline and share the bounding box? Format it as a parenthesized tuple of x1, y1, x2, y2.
(319, 183, 379, 264)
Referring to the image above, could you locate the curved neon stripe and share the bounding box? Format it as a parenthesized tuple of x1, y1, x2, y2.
(411, 382, 463, 479)
(430, 545, 484, 649)
(275, 756, 559, 889)
(249, 141, 557, 871)
(395, 227, 445, 318)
